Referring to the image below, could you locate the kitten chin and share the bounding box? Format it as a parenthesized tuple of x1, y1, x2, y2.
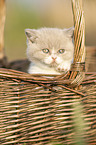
(28, 63, 61, 75)
(25, 27, 74, 74)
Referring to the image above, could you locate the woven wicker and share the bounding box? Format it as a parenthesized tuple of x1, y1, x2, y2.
(0, 0, 96, 144)
(0, 69, 96, 144)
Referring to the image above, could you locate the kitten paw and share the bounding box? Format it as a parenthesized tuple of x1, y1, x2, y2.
(57, 63, 71, 72)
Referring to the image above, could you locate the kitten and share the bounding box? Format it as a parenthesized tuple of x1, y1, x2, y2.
(25, 27, 74, 74)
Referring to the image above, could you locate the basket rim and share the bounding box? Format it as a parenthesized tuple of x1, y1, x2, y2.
(0, 68, 95, 84)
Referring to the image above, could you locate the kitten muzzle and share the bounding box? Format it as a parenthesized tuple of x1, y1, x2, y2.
(50, 61, 57, 67)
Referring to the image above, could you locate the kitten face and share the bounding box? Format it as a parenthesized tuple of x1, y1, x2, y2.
(25, 27, 74, 74)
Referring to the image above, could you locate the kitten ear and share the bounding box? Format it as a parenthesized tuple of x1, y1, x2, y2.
(25, 29, 37, 43)
(63, 27, 74, 39)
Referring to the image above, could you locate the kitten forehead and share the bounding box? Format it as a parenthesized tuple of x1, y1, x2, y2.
(34, 27, 73, 49)
(37, 27, 74, 37)
(37, 27, 68, 37)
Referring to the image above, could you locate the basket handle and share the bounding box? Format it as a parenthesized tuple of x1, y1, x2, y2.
(70, 0, 86, 86)
(0, 0, 7, 67)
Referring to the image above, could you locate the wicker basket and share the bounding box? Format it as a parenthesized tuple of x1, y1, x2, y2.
(0, 69, 96, 144)
(0, 0, 96, 144)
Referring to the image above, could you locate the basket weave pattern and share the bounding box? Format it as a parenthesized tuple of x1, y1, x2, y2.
(0, 69, 96, 144)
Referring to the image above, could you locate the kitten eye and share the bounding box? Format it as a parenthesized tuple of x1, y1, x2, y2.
(58, 49, 65, 54)
(42, 48, 49, 53)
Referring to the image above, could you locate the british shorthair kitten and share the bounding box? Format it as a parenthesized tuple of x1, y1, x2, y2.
(25, 27, 74, 74)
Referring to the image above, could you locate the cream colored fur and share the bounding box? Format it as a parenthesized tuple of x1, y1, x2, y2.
(25, 27, 74, 74)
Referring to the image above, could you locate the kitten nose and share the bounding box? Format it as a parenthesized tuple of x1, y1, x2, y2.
(52, 56, 56, 61)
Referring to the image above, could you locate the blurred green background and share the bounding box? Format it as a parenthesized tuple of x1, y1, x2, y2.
(5, 0, 96, 61)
